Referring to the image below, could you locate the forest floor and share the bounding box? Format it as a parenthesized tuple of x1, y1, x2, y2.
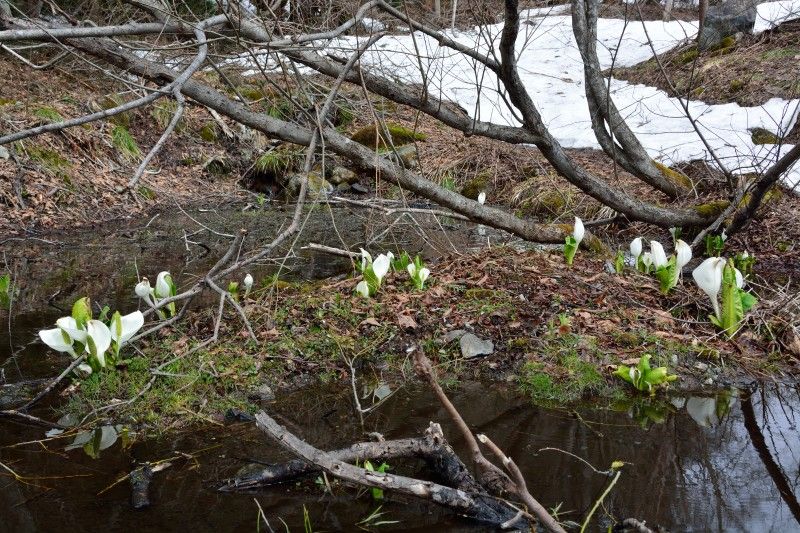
(2, 11, 800, 430)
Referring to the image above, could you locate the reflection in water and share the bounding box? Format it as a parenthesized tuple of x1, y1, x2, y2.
(1, 383, 798, 532)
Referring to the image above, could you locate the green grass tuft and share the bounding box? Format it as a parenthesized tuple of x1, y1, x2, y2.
(35, 106, 64, 123)
(111, 125, 141, 161)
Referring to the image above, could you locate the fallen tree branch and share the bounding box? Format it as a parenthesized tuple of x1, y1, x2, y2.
(220, 421, 483, 493)
(253, 410, 527, 528)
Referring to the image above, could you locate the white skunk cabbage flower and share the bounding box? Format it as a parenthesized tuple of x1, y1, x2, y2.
(734, 268, 744, 289)
(372, 254, 391, 281)
(675, 239, 692, 270)
(154, 271, 173, 299)
(110, 311, 144, 346)
(135, 278, 152, 299)
(359, 248, 372, 271)
(243, 273, 254, 298)
(630, 237, 643, 260)
(692, 257, 725, 320)
(86, 320, 111, 367)
(56, 316, 88, 343)
(650, 240, 668, 269)
(135, 278, 156, 307)
(477, 192, 486, 205)
(86, 319, 112, 367)
(418, 267, 430, 284)
(573, 217, 584, 246)
(38, 328, 77, 357)
(355, 280, 370, 298)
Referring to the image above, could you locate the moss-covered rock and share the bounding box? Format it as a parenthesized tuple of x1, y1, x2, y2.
(350, 123, 426, 148)
(460, 170, 491, 200)
(750, 127, 779, 145)
(329, 166, 358, 186)
(285, 171, 333, 197)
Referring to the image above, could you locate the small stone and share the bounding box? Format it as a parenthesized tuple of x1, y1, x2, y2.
(437, 329, 467, 344)
(329, 166, 358, 185)
(249, 384, 276, 402)
(459, 333, 494, 359)
(694, 362, 709, 372)
(350, 182, 369, 194)
(0, 146, 9, 160)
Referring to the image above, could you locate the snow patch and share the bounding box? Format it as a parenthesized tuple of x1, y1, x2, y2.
(754, 0, 800, 33)
(227, 11, 800, 189)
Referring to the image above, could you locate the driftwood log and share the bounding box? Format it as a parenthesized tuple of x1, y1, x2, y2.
(247, 410, 532, 530)
(220, 422, 482, 493)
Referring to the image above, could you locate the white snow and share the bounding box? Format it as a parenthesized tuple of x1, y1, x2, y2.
(230, 8, 800, 190)
(754, 0, 800, 33)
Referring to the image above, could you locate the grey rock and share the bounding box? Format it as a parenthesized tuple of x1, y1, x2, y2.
(437, 329, 468, 344)
(0, 146, 9, 160)
(329, 166, 358, 185)
(249, 384, 276, 402)
(459, 333, 494, 359)
(699, 0, 756, 50)
(350, 182, 369, 194)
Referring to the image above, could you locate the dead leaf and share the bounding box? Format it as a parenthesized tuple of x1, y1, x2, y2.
(360, 317, 381, 327)
(397, 314, 418, 330)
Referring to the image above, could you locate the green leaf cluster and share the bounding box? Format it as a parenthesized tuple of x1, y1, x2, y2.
(709, 259, 757, 337)
(564, 235, 579, 266)
(614, 355, 677, 395)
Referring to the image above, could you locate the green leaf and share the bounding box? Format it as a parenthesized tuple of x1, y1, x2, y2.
(0, 273, 10, 310)
(71, 297, 92, 329)
(654, 257, 679, 294)
(614, 251, 624, 274)
(564, 235, 578, 266)
(739, 290, 757, 313)
(719, 260, 743, 337)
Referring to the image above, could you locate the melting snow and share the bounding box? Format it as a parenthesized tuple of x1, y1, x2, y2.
(231, 6, 800, 189)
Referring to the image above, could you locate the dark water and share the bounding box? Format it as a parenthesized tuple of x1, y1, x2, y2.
(1, 383, 799, 532)
(2, 207, 799, 532)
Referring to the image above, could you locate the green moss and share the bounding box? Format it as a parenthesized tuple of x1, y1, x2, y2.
(99, 94, 131, 127)
(761, 47, 800, 60)
(237, 84, 266, 102)
(653, 161, 692, 189)
(750, 127, 779, 145)
(708, 36, 737, 56)
(34, 106, 64, 123)
(694, 199, 730, 217)
(151, 100, 184, 131)
(25, 144, 71, 176)
(205, 157, 231, 176)
(519, 338, 608, 405)
(350, 123, 426, 149)
(678, 47, 698, 64)
(111, 125, 141, 161)
(460, 171, 491, 200)
(138, 185, 156, 200)
(729, 79, 745, 92)
(691, 86, 706, 97)
(199, 122, 218, 142)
